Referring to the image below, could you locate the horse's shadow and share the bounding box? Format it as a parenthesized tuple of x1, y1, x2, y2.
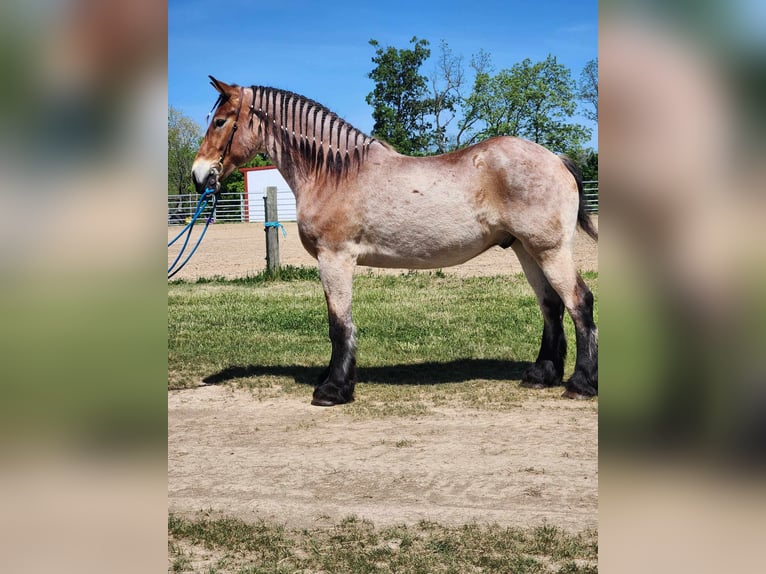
(201, 359, 532, 387)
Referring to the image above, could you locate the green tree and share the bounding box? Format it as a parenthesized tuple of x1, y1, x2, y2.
(366, 37, 432, 155)
(578, 58, 598, 122)
(461, 55, 591, 155)
(569, 148, 598, 181)
(168, 106, 201, 195)
(582, 150, 598, 181)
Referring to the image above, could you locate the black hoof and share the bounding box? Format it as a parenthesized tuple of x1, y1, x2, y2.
(521, 360, 563, 389)
(311, 396, 341, 407)
(563, 370, 597, 398)
(311, 381, 354, 407)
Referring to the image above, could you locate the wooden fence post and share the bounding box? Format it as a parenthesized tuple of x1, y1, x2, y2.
(264, 186, 280, 274)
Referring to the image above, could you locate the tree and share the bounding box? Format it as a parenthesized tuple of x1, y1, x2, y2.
(568, 148, 598, 181)
(427, 40, 466, 154)
(365, 41, 592, 158)
(582, 150, 598, 181)
(578, 58, 598, 122)
(168, 106, 201, 195)
(453, 49, 493, 149)
(462, 55, 591, 155)
(366, 37, 432, 155)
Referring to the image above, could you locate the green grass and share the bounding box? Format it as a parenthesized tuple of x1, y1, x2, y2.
(168, 269, 598, 412)
(168, 513, 598, 574)
(170, 264, 322, 286)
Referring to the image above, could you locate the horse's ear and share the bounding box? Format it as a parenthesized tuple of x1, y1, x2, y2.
(209, 76, 232, 95)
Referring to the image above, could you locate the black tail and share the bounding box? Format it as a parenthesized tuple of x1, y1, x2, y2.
(560, 155, 598, 241)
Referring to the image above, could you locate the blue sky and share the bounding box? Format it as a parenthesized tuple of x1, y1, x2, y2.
(169, 0, 597, 149)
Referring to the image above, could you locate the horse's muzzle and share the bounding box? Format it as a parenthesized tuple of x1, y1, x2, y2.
(191, 167, 219, 195)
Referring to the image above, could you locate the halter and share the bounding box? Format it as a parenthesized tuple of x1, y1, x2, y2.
(207, 86, 245, 178)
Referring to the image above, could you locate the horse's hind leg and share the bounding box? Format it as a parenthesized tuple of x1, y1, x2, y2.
(513, 244, 567, 388)
(312, 250, 357, 407)
(533, 245, 598, 398)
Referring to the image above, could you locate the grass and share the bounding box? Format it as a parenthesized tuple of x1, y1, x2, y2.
(168, 513, 598, 574)
(168, 268, 598, 413)
(171, 264, 322, 285)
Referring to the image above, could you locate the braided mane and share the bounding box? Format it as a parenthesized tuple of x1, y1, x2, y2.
(240, 85, 388, 183)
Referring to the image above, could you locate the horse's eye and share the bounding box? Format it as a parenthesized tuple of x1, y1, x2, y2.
(214, 118, 226, 128)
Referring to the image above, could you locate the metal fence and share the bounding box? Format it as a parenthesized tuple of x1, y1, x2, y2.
(168, 193, 245, 224)
(583, 181, 599, 213)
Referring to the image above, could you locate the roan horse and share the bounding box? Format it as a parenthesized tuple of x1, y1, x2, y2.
(192, 77, 598, 406)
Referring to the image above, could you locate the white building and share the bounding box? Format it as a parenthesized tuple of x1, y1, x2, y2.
(240, 166, 297, 222)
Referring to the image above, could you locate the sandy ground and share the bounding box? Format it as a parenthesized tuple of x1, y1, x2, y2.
(168, 386, 598, 531)
(168, 218, 598, 532)
(168, 217, 598, 281)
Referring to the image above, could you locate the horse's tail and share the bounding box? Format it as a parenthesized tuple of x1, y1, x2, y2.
(560, 155, 598, 241)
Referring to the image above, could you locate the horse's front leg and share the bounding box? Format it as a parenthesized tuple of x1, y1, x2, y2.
(312, 250, 357, 406)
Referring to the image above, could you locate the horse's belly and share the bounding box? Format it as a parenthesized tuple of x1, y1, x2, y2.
(358, 251, 486, 269)
(356, 231, 492, 269)
(355, 183, 505, 269)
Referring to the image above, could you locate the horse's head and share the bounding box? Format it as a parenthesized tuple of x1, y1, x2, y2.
(192, 77, 255, 194)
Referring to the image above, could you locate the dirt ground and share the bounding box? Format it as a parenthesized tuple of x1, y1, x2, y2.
(167, 217, 598, 281)
(168, 218, 598, 532)
(168, 387, 597, 531)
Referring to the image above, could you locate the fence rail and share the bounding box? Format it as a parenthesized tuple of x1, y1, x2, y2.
(583, 181, 599, 214)
(168, 193, 245, 224)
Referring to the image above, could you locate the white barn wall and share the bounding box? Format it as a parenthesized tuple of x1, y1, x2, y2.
(241, 166, 297, 222)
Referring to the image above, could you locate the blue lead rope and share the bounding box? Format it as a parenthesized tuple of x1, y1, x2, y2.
(264, 221, 287, 238)
(168, 189, 219, 279)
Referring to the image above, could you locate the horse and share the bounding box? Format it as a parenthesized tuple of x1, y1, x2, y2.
(191, 76, 598, 406)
